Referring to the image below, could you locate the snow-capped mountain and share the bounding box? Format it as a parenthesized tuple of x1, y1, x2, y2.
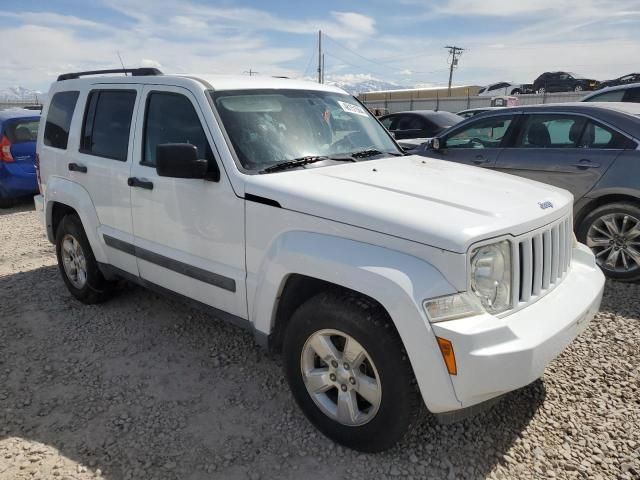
(323, 74, 408, 95)
(0, 86, 44, 103)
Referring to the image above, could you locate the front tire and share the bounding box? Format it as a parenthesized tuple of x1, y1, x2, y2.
(574, 85, 584, 92)
(282, 291, 421, 452)
(537, 87, 546, 94)
(55, 214, 114, 303)
(577, 202, 640, 282)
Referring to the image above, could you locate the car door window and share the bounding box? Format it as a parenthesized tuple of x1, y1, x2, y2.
(517, 115, 586, 148)
(446, 116, 513, 149)
(584, 90, 625, 102)
(143, 92, 213, 167)
(44, 91, 79, 150)
(396, 116, 424, 131)
(623, 87, 640, 103)
(580, 121, 636, 149)
(380, 116, 395, 129)
(81, 90, 137, 161)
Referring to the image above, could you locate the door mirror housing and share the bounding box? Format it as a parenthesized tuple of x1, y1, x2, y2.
(156, 143, 216, 180)
(430, 137, 444, 151)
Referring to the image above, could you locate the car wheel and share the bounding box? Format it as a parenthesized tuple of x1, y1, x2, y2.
(55, 214, 115, 303)
(574, 85, 584, 92)
(282, 291, 421, 452)
(577, 202, 640, 282)
(537, 87, 546, 94)
(512, 89, 522, 95)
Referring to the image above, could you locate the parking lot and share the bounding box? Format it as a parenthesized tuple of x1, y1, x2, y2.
(0, 201, 637, 480)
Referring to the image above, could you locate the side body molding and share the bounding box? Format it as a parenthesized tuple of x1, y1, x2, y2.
(44, 175, 107, 262)
(249, 231, 464, 413)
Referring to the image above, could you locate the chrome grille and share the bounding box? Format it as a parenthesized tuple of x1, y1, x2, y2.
(513, 215, 573, 307)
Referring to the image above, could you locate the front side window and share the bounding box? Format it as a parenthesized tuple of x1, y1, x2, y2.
(517, 115, 586, 148)
(44, 91, 79, 149)
(143, 92, 213, 166)
(211, 89, 400, 172)
(445, 116, 513, 149)
(81, 90, 136, 161)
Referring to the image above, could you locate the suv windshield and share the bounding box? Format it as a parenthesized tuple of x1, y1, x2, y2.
(211, 89, 400, 172)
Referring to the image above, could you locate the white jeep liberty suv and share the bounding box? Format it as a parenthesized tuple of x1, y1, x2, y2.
(34, 68, 605, 452)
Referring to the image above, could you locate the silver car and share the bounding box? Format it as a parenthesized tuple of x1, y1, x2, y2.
(420, 102, 640, 281)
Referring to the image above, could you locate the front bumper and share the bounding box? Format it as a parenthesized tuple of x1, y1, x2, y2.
(432, 242, 604, 409)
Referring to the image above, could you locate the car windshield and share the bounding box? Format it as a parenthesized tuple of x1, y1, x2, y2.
(210, 89, 400, 172)
(568, 72, 586, 79)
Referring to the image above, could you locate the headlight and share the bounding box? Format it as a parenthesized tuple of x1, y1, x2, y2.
(470, 240, 512, 314)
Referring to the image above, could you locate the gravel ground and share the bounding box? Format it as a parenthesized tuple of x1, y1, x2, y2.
(0, 200, 639, 480)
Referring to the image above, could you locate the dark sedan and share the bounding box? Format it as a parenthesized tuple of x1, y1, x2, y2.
(379, 110, 463, 140)
(598, 73, 640, 89)
(416, 102, 640, 281)
(533, 72, 599, 93)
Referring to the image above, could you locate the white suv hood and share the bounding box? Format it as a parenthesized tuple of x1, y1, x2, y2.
(245, 155, 573, 253)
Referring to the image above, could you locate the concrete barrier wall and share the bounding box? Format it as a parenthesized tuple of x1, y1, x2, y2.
(362, 92, 586, 114)
(0, 101, 42, 110)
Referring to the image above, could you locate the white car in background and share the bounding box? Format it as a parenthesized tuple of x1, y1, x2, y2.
(478, 82, 532, 96)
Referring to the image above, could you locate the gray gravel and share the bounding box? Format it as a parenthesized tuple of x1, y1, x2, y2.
(0, 201, 639, 480)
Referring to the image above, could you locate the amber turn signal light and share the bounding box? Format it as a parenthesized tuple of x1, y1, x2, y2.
(436, 337, 457, 375)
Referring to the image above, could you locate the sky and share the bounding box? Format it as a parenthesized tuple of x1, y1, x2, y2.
(1, 0, 640, 92)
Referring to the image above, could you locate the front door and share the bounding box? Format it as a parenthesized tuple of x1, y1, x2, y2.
(494, 114, 624, 201)
(430, 114, 518, 168)
(129, 85, 246, 318)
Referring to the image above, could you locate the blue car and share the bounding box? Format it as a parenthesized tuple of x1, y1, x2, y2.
(0, 109, 40, 207)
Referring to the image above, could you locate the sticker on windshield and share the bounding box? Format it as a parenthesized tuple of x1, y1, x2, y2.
(337, 101, 368, 117)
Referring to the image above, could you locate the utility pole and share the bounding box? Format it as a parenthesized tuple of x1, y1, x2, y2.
(244, 68, 259, 76)
(445, 45, 464, 97)
(318, 30, 322, 83)
(321, 53, 325, 84)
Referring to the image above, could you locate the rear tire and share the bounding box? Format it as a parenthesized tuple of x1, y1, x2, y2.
(574, 85, 584, 92)
(512, 89, 522, 95)
(55, 214, 115, 303)
(536, 87, 546, 94)
(577, 202, 640, 282)
(282, 290, 421, 452)
(0, 196, 14, 209)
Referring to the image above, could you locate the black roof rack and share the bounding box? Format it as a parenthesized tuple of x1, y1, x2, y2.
(57, 68, 163, 81)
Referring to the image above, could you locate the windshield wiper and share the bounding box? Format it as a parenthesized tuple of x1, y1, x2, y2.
(260, 155, 355, 174)
(349, 149, 404, 158)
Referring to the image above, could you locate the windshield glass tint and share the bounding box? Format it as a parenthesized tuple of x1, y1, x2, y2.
(211, 89, 399, 171)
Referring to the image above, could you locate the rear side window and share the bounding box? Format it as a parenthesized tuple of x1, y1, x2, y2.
(5, 119, 39, 143)
(584, 90, 625, 102)
(81, 90, 136, 161)
(582, 121, 636, 149)
(44, 91, 79, 149)
(143, 92, 213, 166)
(623, 87, 640, 103)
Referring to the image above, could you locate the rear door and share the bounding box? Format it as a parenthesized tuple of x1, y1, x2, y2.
(429, 113, 519, 167)
(72, 85, 141, 276)
(493, 113, 625, 200)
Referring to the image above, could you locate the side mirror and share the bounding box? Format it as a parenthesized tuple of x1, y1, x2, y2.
(431, 137, 444, 151)
(156, 143, 213, 180)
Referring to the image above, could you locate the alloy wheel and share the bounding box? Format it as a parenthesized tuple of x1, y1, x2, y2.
(300, 329, 382, 426)
(587, 213, 640, 273)
(61, 234, 88, 289)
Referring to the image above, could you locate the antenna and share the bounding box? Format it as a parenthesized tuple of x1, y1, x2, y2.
(117, 51, 127, 76)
